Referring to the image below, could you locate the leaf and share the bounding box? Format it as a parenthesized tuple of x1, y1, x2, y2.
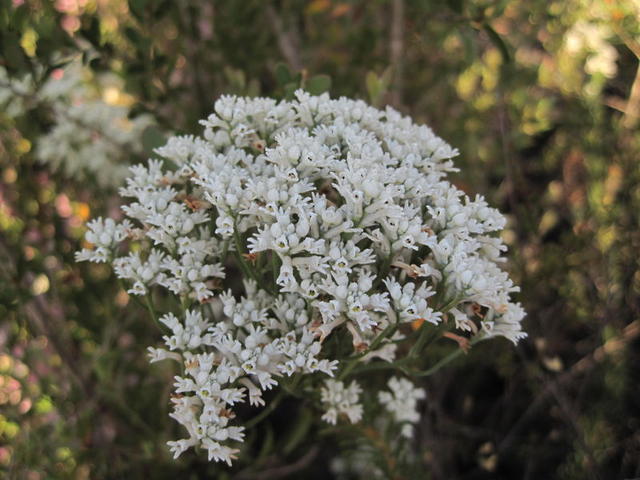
(223, 66, 247, 94)
(82, 16, 101, 47)
(487, 0, 510, 20)
(124, 26, 142, 46)
(128, 0, 149, 21)
(9, 4, 30, 31)
(142, 126, 165, 155)
(483, 24, 511, 63)
(1, 31, 29, 73)
(366, 71, 380, 102)
(275, 62, 292, 86)
(365, 69, 391, 107)
(447, 0, 465, 14)
(306, 74, 331, 95)
(283, 82, 298, 100)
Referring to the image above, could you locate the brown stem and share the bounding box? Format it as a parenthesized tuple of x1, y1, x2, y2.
(234, 445, 319, 480)
(389, 0, 405, 108)
(498, 320, 640, 455)
(623, 64, 640, 129)
(266, 5, 303, 71)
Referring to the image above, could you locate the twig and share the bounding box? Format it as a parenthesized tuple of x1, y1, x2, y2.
(23, 298, 89, 396)
(389, 0, 405, 108)
(244, 390, 286, 430)
(234, 445, 319, 480)
(177, 2, 209, 120)
(498, 92, 518, 214)
(623, 64, 640, 129)
(498, 320, 640, 455)
(265, 5, 303, 71)
(546, 381, 603, 480)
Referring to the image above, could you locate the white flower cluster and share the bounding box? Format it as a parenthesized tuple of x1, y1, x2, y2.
(37, 63, 154, 187)
(77, 90, 525, 464)
(320, 376, 424, 436)
(147, 287, 338, 464)
(320, 379, 363, 425)
(564, 20, 618, 79)
(0, 67, 32, 118)
(0, 63, 153, 187)
(378, 376, 426, 438)
(326, 376, 425, 477)
(76, 218, 132, 264)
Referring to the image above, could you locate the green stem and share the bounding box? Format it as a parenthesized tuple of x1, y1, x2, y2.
(245, 389, 286, 429)
(337, 358, 360, 381)
(232, 223, 260, 281)
(371, 248, 396, 292)
(408, 320, 445, 359)
(414, 349, 464, 377)
(271, 250, 280, 294)
(144, 293, 164, 332)
(369, 322, 398, 352)
(351, 359, 411, 376)
(436, 293, 464, 312)
(231, 219, 277, 295)
(97, 385, 154, 435)
(281, 373, 303, 397)
(221, 238, 230, 264)
(407, 293, 464, 359)
(414, 336, 486, 377)
(338, 321, 398, 380)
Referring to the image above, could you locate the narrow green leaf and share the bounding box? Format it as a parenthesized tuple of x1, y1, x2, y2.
(483, 23, 511, 63)
(366, 69, 391, 107)
(306, 74, 331, 95)
(366, 71, 380, 103)
(142, 126, 166, 155)
(275, 62, 292, 86)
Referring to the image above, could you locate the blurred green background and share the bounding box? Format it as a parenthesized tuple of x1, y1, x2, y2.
(1, 0, 639, 478)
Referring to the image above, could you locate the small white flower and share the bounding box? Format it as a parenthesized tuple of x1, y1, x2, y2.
(378, 376, 426, 438)
(321, 379, 363, 425)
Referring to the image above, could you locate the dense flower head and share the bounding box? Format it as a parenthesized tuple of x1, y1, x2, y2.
(76, 90, 525, 464)
(378, 376, 426, 438)
(321, 379, 363, 425)
(0, 63, 152, 187)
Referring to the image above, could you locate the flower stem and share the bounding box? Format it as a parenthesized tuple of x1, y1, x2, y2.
(271, 250, 280, 294)
(245, 390, 285, 429)
(338, 321, 398, 380)
(413, 336, 485, 377)
(232, 218, 277, 296)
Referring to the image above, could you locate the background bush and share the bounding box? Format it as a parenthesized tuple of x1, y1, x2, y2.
(1, 0, 639, 478)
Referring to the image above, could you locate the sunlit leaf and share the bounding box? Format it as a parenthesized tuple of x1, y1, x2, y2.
(306, 74, 331, 95)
